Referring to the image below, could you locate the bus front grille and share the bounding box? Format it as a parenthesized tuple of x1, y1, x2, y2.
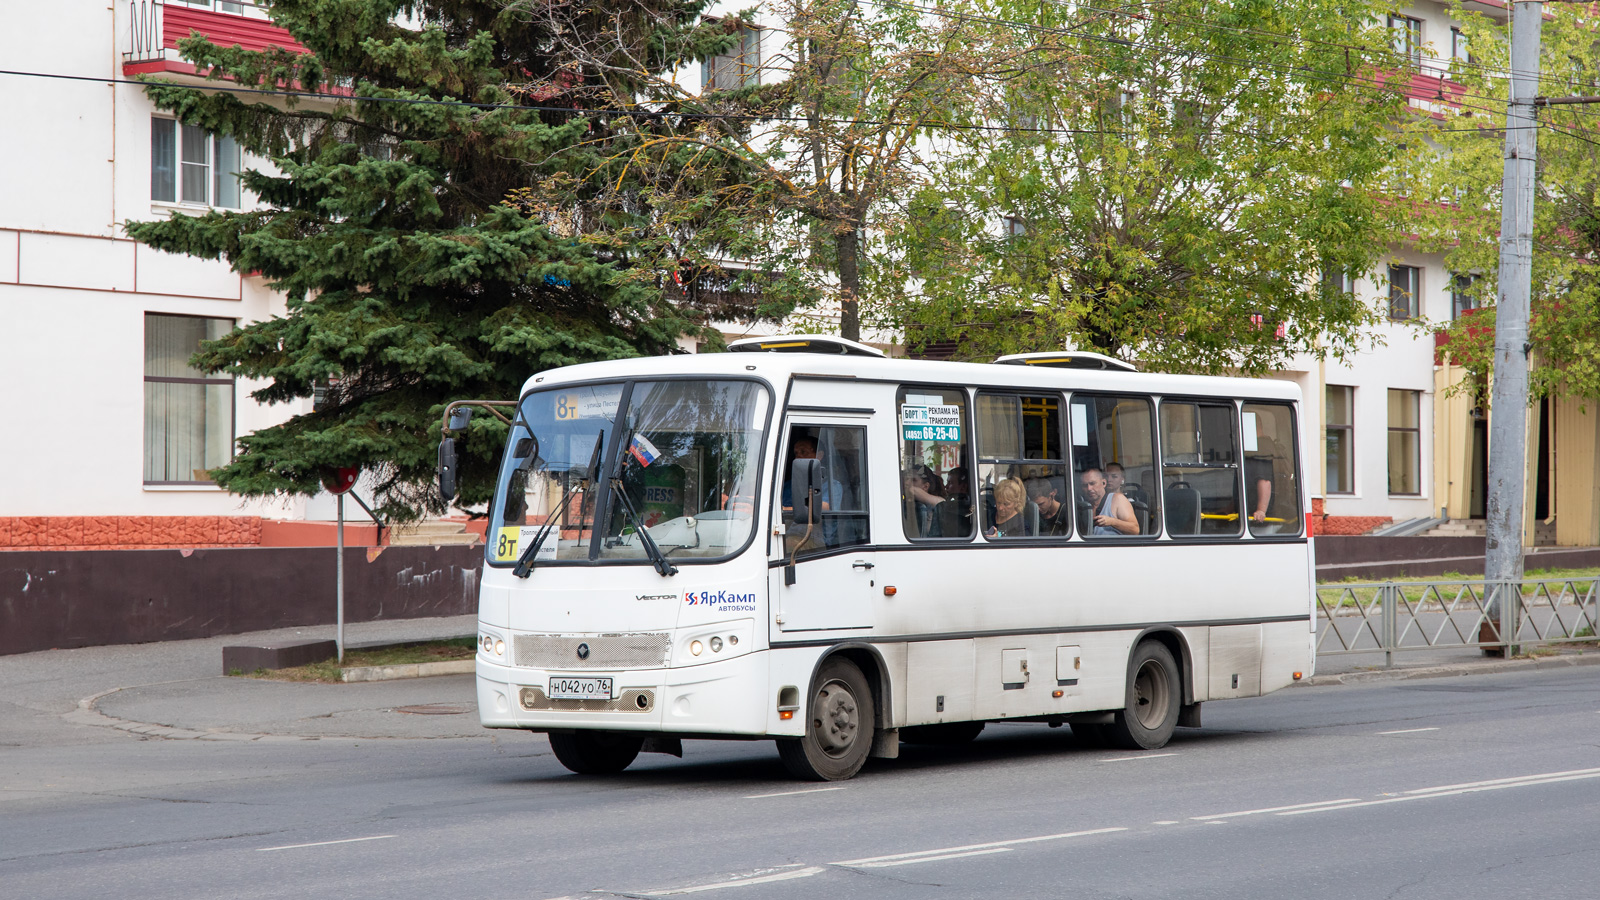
(512, 633, 671, 669)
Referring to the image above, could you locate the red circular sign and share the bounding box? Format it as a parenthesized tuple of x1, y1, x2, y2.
(323, 467, 360, 495)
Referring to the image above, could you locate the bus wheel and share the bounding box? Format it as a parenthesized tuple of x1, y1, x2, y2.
(777, 657, 875, 781)
(901, 722, 985, 745)
(1108, 642, 1180, 750)
(548, 732, 643, 775)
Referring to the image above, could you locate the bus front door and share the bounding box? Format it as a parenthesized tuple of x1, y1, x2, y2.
(774, 419, 875, 633)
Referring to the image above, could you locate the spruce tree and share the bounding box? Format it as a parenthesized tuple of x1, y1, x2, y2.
(126, 0, 730, 515)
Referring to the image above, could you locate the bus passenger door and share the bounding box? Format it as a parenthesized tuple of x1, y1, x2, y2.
(772, 419, 876, 633)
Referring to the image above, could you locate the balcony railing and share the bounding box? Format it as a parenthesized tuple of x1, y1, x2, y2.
(124, 0, 305, 72)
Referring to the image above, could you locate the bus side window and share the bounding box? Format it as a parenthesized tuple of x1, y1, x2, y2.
(784, 425, 870, 556)
(1242, 403, 1302, 536)
(1070, 395, 1160, 538)
(1159, 401, 1241, 536)
(897, 386, 974, 540)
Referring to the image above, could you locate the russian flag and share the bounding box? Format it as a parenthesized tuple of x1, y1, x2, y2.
(629, 433, 661, 467)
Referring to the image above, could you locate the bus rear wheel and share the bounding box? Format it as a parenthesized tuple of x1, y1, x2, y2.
(1108, 641, 1181, 750)
(548, 731, 643, 775)
(777, 657, 875, 781)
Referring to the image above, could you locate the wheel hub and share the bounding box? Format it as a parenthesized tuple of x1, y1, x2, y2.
(813, 682, 858, 754)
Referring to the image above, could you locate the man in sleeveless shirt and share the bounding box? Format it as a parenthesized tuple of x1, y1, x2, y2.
(1079, 468, 1140, 536)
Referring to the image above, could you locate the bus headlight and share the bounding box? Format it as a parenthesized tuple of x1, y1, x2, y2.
(709, 636, 724, 653)
(480, 633, 505, 659)
(690, 640, 703, 656)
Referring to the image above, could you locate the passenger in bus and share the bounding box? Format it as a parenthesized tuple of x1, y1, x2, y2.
(902, 465, 947, 537)
(1080, 468, 1140, 536)
(781, 436, 842, 514)
(1024, 476, 1072, 536)
(1104, 462, 1127, 496)
(987, 477, 1034, 538)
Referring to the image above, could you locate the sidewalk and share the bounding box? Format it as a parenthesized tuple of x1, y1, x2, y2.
(2, 617, 1596, 748)
(0, 615, 481, 746)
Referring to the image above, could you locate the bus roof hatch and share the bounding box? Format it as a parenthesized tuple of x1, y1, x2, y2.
(993, 351, 1137, 372)
(726, 335, 888, 358)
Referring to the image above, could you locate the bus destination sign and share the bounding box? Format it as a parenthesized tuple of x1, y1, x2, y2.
(900, 404, 962, 442)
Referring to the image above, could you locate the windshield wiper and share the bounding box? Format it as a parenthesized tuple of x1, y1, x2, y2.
(609, 477, 678, 577)
(512, 429, 603, 579)
(608, 418, 677, 577)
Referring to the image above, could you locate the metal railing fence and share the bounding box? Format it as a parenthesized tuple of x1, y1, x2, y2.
(1316, 577, 1600, 665)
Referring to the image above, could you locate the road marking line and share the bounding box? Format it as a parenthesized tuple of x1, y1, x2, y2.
(1191, 799, 1362, 821)
(1280, 770, 1600, 816)
(1399, 767, 1600, 795)
(743, 787, 846, 799)
(1377, 727, 1440, 735)
(256, 835, 396, 852)
(641, 866, 823, 894)
(1100, 753, 1179, 762)
(855, 847, 1012, 868)
(831, 826, 1126, 867)
(1153, 821, 1179, 825)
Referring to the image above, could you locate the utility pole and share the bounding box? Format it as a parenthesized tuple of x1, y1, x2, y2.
(1484, 0, 1542, 656)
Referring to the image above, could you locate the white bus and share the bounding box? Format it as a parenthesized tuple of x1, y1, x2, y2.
(452, 336, 1314, 781)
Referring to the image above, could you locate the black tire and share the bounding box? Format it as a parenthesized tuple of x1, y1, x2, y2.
(548, 731, 643, 775)
(901, 722, 986, 745)
(777, 657, 875, 781)
(1107, 641, 1181, 750)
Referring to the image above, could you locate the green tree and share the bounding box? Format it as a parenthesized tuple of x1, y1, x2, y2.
(1423, 4, 1600, 405)
(126, 0, 732, 515)
(522, 0, 1050, 341)
(875, 0, 1410, 373)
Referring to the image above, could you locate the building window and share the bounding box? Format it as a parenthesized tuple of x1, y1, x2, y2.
(1321, 264, 1354, 297)
(1388, 264, 1420, 320)
(1003, 216, 1027, 239)
(144, 314, 235, 484)
(173, 0, 257, 12)
(1451, 27, 1470, 65)
(703, 25, 761, 91)
(151, 118, 242, 208)
(1389, 14, 1422, 66)
(1452, 273, 1483, 319)
(1326, 385, 1354, 494)
(1387, 388, 1422, 495)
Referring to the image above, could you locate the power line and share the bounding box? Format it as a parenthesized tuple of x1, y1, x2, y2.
(0, 66, 1487, 141)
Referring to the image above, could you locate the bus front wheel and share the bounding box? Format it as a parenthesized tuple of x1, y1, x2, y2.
(777, 657, 875, 781)
(1108, 641, 1181, 750)
(548, 731, 643, 775)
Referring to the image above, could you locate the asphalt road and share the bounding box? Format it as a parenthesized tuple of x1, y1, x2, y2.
(4, 637, 1600, 899)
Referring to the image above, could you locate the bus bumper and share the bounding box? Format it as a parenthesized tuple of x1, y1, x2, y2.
(476, 650, 770, 736)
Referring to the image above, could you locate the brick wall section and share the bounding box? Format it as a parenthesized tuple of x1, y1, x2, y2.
(1317, 516, 1393, 536)
(1305, 499, 1391, 536)
(0, 516, 263, 551)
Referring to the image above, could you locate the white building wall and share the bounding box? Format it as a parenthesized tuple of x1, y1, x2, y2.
(0, 0, 309, 519)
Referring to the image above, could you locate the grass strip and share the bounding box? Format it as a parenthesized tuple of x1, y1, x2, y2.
(231, 637, 475, 683)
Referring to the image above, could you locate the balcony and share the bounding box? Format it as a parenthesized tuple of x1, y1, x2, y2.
(124, 0, 307, 76)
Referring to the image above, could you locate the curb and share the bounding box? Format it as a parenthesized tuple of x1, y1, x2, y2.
(66, 683, 316, 742)
(341, 659, 474, 682)
(1303, 649, 1600, 686)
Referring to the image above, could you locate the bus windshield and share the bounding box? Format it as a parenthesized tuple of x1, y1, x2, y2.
(487, 379, 769, 567)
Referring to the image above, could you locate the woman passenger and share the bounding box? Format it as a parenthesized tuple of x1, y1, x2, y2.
(987, 476, 1032, 538)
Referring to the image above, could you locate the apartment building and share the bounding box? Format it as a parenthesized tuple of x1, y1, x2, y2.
(0, 1, 327, 547)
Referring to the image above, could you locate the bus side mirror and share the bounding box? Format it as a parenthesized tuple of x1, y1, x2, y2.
(791, 458, 823, 525)
(438, 437, 458, 504)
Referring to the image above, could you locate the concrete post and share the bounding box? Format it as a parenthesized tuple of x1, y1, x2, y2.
(1485, 0, 1542, 656)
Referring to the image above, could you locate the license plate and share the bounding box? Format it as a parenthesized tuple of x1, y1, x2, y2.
(549, 676, 613, 700)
